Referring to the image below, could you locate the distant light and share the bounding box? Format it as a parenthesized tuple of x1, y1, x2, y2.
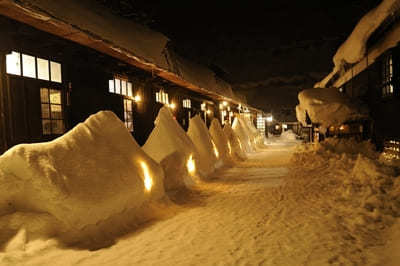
(275, 125, 280, 130)
(282, 124, 288, 129)
(339, 125, 345, 131)
(169, 102, 176, 109)
(187, 154, 196, 174)
(134, 94, 142, 102)
(140, 162, 153, 192)
(222, 101, 228, 106)
(212, 140, 219, 158)
(266, 116, 273, 122)
(206, 109, 212, 115)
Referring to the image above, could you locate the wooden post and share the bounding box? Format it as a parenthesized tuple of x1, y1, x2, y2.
(0, 50, 9, 153)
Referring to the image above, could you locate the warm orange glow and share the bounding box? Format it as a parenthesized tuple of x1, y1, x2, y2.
(140, 161, 153, 192)
(187, 154, 196, 174)
(169, 102, 176, 109)
(339, 125, 345, 130)
(211, 140, 219, 158)
(222, 101, 228, 106)
(206, 109, 211, 115)
(227, 141, 232, 155)
(134, 94, 142, 102)
(238, 139, 243, 150)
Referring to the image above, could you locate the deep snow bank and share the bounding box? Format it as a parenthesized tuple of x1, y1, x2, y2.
(143, 107, 199, 190)
(232, 117, 254, 153)
(296, 87, 368, 132)
(187, 115, 217, 177)
(0, 111, 164, 231)
(223, 123, 247, 160)
(279, 138, 400, 262)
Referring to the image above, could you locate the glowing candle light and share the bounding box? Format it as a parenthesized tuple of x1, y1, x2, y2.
(211, 140, 219, 158)
(140, 162, 153, 192)
(187, 154, 195, 174)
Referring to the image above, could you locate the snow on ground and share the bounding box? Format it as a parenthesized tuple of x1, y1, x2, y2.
(2, 124, 400, 265)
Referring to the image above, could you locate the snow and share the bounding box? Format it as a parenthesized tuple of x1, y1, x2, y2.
(209, 119, 233, 166)
(17, 0, 170, 69)
(0, 111, 164, 240)
(296, 87, 369, 132)
(143, 107, 200, 190)
(223, 123, 247, 160)
(316, 0, 400, 88)
(1, 133, 400, 264)
(187, 115, 217, 177)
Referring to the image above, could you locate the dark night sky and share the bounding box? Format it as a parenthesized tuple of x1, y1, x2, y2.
(99, 0, 381, 120)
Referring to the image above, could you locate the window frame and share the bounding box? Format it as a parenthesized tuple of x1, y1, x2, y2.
(40, 87, 65, 136)
(382, 53, 394, 97)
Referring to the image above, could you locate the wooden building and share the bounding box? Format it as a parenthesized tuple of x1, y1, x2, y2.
(0, 1, 263, 154)
(320, 10, 400, 151)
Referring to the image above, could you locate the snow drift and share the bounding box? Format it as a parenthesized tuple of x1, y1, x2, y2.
(223, 123, 247, 160)
(187, 115, 217, 177)
(143, 106, 200, 190)
(0, 111, 165, 231)
(296, 87, 368, 132)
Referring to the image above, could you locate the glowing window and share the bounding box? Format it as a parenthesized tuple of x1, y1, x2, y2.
(124, 98, 134, 132)
(156, 90, 169, 105)
(22, 54, 36, 78)
(40, 88, 65, 135)
(37, 58, 50, 81)
(6, 51, 21, 75)
(121, 80, 127, 96)
(109, 80, 115, 93)
(115, 78, 121, 94)
(183, 99, 191, 109)
(50, 61, 62, 83)
(127, 82, 133, 97)
(382, 54, 394, 97)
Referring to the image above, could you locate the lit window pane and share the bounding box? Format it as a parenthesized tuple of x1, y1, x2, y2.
(115, 79, 121, 94)
(127, 82, 133, 97)
(50, 61, 62, 83)
(52, 120, 64, 134)
(41, 104, 50, 118)
(51, 104, 63, 119)
(37, 58, 49, 80)
(42, 119, 51, 135)
(6, 51, 21, 75)
(40, 88, 49, 103)
(109, 80, 115, 93)
(121, 80, 127, 96)
(126, 121, 133, 132)
(49, 90, 61, 104)
(22, 54, 36, 78)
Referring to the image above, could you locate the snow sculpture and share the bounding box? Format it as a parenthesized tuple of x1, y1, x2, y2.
(232, 117, 254, 153)
(187, 115, 217, 177)
(295, 87, 369, 133)
(223, 123, 247, 160)
(143, 106, 200, 190)
(0, 111, 164, 230)
(209, 119, 233, 166)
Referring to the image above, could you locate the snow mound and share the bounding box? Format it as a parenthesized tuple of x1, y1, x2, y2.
(143, 107, 199, 190)
(223, 123, 247, 160)
(280, 130, 297, 141)
(232, 117, 254, 153)
(187, 115, 217, 177)
(209, 119, 233, 167)
(296, 87, 369, 132)
(280, 138, 400, 260)
(0, 111, 165, 231)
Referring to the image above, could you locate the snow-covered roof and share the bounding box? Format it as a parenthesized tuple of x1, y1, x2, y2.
(316, 0, 400, 88)
(296, 88, 369, 131)
(0, 0, 249, 107)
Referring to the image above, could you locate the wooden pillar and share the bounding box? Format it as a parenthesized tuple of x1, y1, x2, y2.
(0, 50, 9, 153)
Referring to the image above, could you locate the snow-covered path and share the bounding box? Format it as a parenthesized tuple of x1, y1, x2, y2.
(1, 141, 306, 266)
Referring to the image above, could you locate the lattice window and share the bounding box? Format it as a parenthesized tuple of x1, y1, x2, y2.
(382, 54, 394, 96)
(40, 88, 65, 135)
